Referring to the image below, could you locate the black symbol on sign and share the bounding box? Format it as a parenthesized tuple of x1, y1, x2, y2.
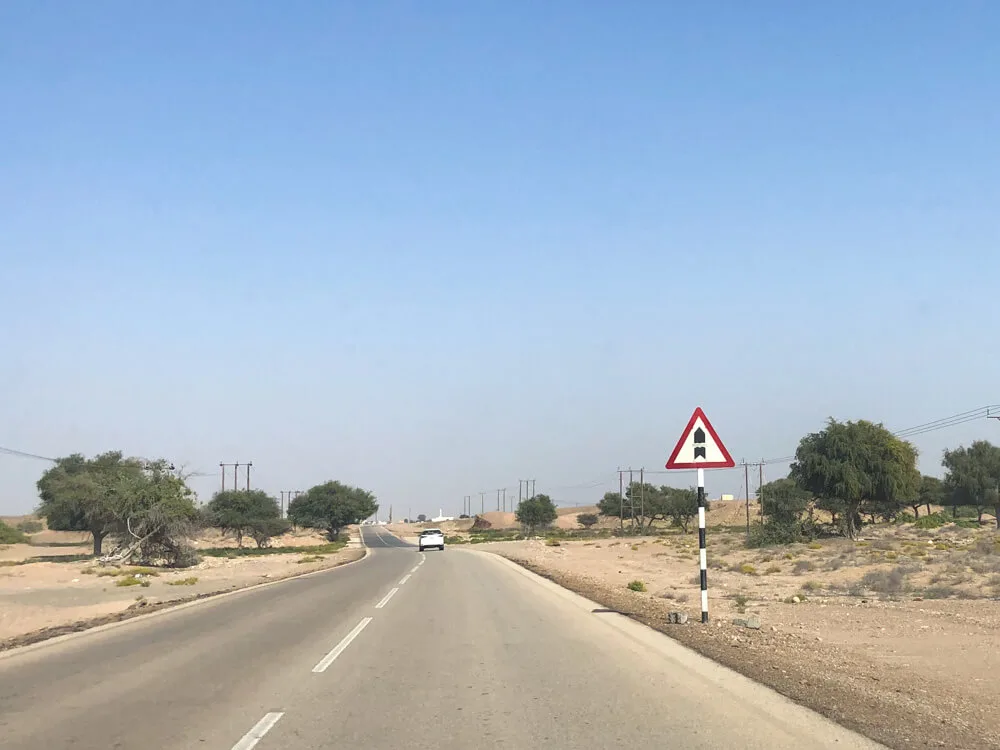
(693, 427, 706, 459)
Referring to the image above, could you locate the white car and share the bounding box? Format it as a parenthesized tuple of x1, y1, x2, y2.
(418, 528, 445, 551)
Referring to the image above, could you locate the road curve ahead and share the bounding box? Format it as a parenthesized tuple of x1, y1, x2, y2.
(361, 524, 412, 548)
(0, 537, 883, 749)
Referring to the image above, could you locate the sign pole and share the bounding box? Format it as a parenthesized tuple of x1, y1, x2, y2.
(665, 407, 734, 627)
(697, 468, 708, 623)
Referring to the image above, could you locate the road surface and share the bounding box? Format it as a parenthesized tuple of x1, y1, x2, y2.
(0, 527, 882, 749)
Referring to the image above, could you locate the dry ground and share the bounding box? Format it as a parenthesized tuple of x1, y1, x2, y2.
(479, 521, 1000, 750)
(0, 523, 365, 648)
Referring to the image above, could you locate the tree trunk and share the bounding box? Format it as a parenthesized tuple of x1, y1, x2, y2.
(235, 529, 243, 548)
(978, 508, 984, 525)
(995, 506, 1000, 529)
(92, 531, 106, 556)
(910, 504, 920, 518)
(925, 503, 931, 515)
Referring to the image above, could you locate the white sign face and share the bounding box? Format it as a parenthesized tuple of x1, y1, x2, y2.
(665, 407, 735, 469)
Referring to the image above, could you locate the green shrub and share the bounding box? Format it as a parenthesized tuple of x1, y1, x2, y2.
(914, 513, 949, 530)
(167, 576, 199, 586)
(627, 580, 647, 592)
(115, 575, 150, 588)
(739, 563, 757, 575)
(200, 541, 346, 557)
(546, 538, 561, 547)
(747, 522, 802, 548)
(16, 520, 43, 534)
(297, 555, 324, 564)
(0, 521, 28, 545)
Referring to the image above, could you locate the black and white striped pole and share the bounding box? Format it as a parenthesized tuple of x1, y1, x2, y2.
(697, 467, 708, 623)
(664, 407, 735, 626)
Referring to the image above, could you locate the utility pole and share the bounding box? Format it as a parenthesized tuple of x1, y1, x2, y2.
(502, 487, 507, 512)
(496, 489, 501, 511)
(245, 461, 253, 491)
(518, 479, 523, 507)
(220, 462, 242, 492)
(280, 491, 286, 518)
(759, 459, 765, 520)
(480, 491, 485, 515)
(618, 468, 624, 532)
(743, 460, 751, 536)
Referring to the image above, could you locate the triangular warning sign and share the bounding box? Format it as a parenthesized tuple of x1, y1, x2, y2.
(665, 407, 735, 469)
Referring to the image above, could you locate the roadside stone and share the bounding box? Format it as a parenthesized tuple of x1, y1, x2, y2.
(667, 611, 689, 624)
(732, 615, 762, 630)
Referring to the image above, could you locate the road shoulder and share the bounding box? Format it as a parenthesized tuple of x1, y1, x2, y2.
(479, 547, 993, 750)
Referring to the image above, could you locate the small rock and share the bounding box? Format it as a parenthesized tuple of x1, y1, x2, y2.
(732, 615, 762, 630)
(667, 612, 689, 624)
(791, 596, 801, 604)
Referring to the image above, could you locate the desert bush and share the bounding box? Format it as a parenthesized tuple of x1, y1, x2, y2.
(765, 564, 782, 574)
(546, 538, 561, 547)
(739, 563, 757, 575)
(16, 520, 43, 534)
(115, 575, 150, 588)
(297, 555, 324, 564)
(914, 513, 949, 530)
(801, 580, 821, 591)
(0, 521, 28, 545)
(792, 560, 815, 575)
(857, 566, 911, 595)
(167, 576, 199, 586)
(627, 580, 646, 592)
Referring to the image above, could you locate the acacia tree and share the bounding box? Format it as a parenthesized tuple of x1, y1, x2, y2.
(662, 486, 700, 533)
(943, 441, 1000, 527)
(790, 419, 920, 540)
(106, 459, 200, 566)
(515, 494, 558, 535)
(913, 475, 946, 518)
(288, 481, 378, 540)
(36, 452, 145, 555)
(759, 478, 811, 526)
(576, 513, 599, 529)
(206, 489, 286, 548)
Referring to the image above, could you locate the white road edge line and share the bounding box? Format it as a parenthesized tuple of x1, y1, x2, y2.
(311, 617, 373, 673)
(375, 587, 399, 609)
(232, 711, 284, 750)
(409, 565, 419, 573)
(399, 574, 411, 585)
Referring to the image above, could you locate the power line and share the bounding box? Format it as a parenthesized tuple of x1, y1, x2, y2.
(0, 446, 56, 462)
(760, 404, 1000, 465)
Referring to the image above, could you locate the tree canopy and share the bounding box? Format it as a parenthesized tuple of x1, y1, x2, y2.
(36, 451, 146, 555)
(790, 419, 920, 539)
(287, 481, 378, 540)
(515, 494, 558, 534)
(37, 453, 198, 564)
(206, 489, 287, 548)
(942, 441, 1000, 527)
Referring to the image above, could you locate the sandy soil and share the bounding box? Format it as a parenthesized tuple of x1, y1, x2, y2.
(0, 526, 365, 648)
(480, 523, 1000, 750)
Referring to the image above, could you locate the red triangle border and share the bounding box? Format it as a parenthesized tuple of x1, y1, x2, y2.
(665, 407, 736, 469)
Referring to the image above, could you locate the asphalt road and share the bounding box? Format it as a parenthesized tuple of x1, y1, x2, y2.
(0, 528, 883, 749)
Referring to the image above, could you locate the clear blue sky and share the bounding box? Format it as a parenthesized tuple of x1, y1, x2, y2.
(2, 1, 998, 516)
